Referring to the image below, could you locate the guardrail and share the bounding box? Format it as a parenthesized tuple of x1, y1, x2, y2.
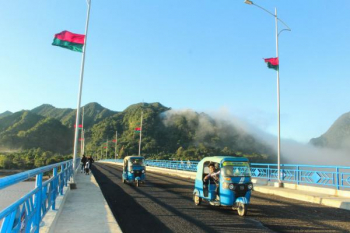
(251, 163, 350, 190)
(0, 159, 76, 233)
(146, 160, 199, 172)
(101, 159, 350, 190)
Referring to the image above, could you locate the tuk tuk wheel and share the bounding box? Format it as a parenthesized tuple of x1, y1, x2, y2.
(236, 202, 247, 216)
(193, 194, 202, 206)
(136, 180, 139, 187)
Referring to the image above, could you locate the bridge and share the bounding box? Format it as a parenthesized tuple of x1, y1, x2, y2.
(1, 159, 350, 233)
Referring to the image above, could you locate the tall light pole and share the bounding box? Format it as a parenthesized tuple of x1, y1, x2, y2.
(244, 0, 291, 186)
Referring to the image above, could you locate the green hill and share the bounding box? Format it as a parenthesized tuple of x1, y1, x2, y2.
(31, 102, 117, 128)
(310, 112, 350, 150)
(86, 103, 274, 162)
(0, 111, 12, 119)
(0, 102, 276, 164)
(0, 111, 72, 153)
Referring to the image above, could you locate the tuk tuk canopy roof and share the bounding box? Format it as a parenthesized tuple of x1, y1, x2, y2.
(199, 156, 249, 164)
(123, 156, 145, 162)
(195, 156, 250, 180)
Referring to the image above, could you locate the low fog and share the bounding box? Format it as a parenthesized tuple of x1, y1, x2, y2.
(162, 108, 349, 166)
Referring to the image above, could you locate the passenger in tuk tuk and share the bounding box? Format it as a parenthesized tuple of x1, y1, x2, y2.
(204, 163, 220, 182)
(204, 163, 220, 199)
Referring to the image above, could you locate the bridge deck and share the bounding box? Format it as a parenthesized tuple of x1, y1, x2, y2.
(92, 162, 350, 233)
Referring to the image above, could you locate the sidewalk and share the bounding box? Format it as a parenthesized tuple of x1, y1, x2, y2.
(53, 169, 122, 233)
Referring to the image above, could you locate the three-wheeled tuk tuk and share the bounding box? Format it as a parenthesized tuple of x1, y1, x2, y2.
(193, 156, 253, 216)
(122, 156, 146, 187)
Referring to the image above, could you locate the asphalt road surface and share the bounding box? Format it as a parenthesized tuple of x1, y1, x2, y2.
(91, 163, 350, 233)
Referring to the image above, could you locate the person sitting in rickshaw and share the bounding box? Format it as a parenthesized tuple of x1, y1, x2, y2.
(204, 163, 220, 199)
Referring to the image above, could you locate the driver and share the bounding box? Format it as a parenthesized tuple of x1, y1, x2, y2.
(204, 163, 220, 182)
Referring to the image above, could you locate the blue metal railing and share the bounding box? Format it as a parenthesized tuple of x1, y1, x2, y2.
(0, 159, 76, 233)
(101, 159, 350, 190)
(250, 163, 350, 190)
(146, 160, 199, 172)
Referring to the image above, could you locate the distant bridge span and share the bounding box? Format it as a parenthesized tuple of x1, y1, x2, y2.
(93, 163, 350, 233)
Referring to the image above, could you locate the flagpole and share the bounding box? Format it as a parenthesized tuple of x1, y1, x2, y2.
(80, 107, 85, 156)
(115, 131, 118, 159)
(72, 0, 91, 184)
(106, 138, 108, 159)
(138, 111, 143, 156)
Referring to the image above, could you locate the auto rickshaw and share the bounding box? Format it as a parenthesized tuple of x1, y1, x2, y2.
(122, 156, 146, 187)
(193, 156, 253, 216)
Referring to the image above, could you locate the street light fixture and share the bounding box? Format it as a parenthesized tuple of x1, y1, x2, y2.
(244, 0, 253, 5)
(244, 0, 291, 186)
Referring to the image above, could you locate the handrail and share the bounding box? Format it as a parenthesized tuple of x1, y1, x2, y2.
(0, 160, 73, 190)
(0, 159, 78, 233)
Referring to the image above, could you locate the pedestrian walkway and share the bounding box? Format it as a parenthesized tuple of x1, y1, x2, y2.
(52, 169, 122, 233)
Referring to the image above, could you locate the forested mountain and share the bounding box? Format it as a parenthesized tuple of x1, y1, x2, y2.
(310, 112, 350, 150)
(31, 102, 117, 128)
(86, 103, 274, 162)
(0, 111, 12, 119)
(0, 102, 277, 170)
(0, 111, 72, 153)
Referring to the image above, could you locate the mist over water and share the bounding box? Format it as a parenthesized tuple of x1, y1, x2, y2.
(162, 108, 350, 167)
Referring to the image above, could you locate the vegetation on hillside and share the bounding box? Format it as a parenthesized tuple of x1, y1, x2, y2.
(0, 102, 278, 170)
(86, 103, 275, 163)
(310, 112, 350, 150)
(0, 148, 71, 169)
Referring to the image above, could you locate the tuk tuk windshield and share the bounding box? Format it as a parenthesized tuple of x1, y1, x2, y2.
(129, 158, 145, 167)
(222, 161, 251, 177)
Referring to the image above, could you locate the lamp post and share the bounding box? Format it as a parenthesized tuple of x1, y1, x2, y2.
(244, 0, 291, 186)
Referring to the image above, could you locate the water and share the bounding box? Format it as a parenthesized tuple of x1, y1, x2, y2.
(0, 181, 35, 212)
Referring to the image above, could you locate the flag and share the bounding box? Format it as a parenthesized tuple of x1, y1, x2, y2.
(135, 127, 141, 132)
(264, 57, 279, 70)
(79, 138, 84, 141)
(52, 30, 85, 52)
(112, 139, 117, 142)
(74, 124, 83, 128)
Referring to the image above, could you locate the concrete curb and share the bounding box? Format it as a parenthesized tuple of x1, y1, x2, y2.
(100, 161, 350, 211)
(89, 169, 123, 233)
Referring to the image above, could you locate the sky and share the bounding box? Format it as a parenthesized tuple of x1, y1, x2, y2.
(0, 0, 349, 143)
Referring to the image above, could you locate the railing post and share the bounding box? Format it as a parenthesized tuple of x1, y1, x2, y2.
(52, 167, 58, 210)
(296, 166, 299, 185)
(60, 165, 64, 195)
(336, 167, 340, 190)
(267, 164, 270, 181)
(34, 173, 43, 233)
